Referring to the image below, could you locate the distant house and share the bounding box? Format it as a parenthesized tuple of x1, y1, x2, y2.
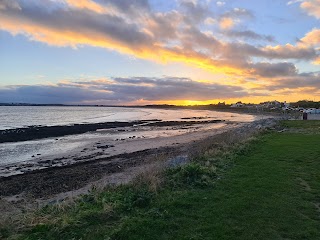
(303, 108, 320, 120)
(282, 101, 291, 110)
(231, 101, 243, 108)
(304, 108, 320, 114)
(283, 101, 290, 108)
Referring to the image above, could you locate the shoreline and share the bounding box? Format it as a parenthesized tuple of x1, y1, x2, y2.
(0, 118, 277, 200)
(0, 105, 279, 144)
(0, 121, 238, 179)
(0, 120, 234, 172)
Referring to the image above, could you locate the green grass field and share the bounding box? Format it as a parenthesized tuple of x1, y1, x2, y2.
(6, 121, 320, 240)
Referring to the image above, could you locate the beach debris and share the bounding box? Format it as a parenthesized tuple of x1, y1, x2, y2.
(96, 144, 115, 149)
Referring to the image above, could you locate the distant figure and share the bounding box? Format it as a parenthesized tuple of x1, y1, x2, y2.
(303, 112, 308, 120)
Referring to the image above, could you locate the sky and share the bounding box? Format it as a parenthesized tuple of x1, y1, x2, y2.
(0, 0, 320, 105)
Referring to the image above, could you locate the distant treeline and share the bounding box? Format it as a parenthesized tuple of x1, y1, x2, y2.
(290, 101, 320, 109)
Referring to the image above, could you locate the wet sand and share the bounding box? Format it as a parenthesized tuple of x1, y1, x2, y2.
(0, 119, 230, 171)
(0, 120, 232, 178)
(0, 118, 278, 201)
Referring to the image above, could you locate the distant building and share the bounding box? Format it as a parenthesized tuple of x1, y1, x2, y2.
(303, 109, 320, 120)
(283, 101, 290, 108)
(231, 101, 243, 108)
(304, 108, 320, 114)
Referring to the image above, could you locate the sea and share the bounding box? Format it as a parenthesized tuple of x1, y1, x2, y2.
(0, 106, 261, 167)
(0, 106, 256, 130)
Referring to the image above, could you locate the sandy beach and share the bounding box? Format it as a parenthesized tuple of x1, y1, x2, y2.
(0, 117, 277, 200)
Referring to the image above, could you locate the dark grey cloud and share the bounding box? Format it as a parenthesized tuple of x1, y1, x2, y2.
(98, 0, 150, 10)
(250, 62, 298, 78)
(223, 30, 275, 42)
(109, 77, 247, 101)
(0, 85, 111, 104)
(2, 0, 154, 49)
(260, 46, 318, 60)
(221, 8, 255, 20)
(0, 77, 249, 104)
(96, 0, 151, 17)
(265, 73, 320, 91)
(179, 0, 212, 24)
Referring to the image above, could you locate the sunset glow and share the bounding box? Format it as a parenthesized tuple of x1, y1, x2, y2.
(0, 0, 320, 104)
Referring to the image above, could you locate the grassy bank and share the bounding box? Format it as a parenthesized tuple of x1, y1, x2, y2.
(3, 121, 320, 239)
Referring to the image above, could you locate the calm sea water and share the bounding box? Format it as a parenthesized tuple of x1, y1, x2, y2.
(0, 106, 262, 167)
(0, 106, 256, 130)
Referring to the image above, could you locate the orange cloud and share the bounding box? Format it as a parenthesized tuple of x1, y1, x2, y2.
(313, 57, 320, 64)
(219, 17, 235, 29)
(65, 0, 107, 13)
(299, 28, 320, 47)
(301, 0, 320, 19)
(66, 0, 107, 13)
(0, 4, 245, 76)
(64, 0, 122, 17)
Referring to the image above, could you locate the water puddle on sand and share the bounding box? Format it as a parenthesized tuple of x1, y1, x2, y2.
(0, 137, 87, 166)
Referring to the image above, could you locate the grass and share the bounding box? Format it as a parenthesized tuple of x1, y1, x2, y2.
(281, 119, 320, 129)
(4, 120, 320, 240)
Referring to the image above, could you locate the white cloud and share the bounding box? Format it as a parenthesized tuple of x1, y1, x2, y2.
(204, 17, 216, 25)
(287, 0, 303, 5)
(216, 1, 225, 7)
